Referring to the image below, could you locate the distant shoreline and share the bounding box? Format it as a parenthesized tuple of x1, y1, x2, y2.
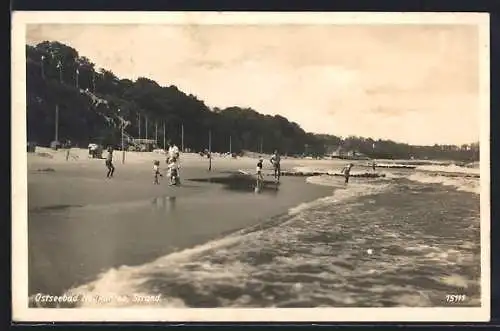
(27, 146, 477, 166)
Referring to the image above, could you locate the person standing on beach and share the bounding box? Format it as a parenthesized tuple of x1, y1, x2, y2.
(65, 140, 72, 161)
(166, 141, 180, 163)
(341, 163, 353, 184)
(270, 150, 281, 182)
(372, 161, 376, 171)
(105, 146, 115, 178)
(153, 160, 162, 185)
(168, 141, 180, 160)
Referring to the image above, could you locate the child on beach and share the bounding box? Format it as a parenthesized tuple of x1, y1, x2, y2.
(255, 157, 264, 191)
(167, 156, 180, 186)
(153, 160, 163, 185)
(105, 146, 115, 178)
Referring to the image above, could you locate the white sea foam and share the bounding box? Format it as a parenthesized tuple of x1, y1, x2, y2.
(292, 166, 333, 173)
(62, 234, 246, 308)
(416, 164, 480, 176)
(293, 166, 378, 177)
(407, 172, 480, 194)
(375, 163, 416, 168)
(305, 175, 343, 187)
(305, 175, 374, 186)
(275, 180, 389, 216)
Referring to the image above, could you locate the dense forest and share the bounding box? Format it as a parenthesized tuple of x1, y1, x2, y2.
(26, 41, 479, 162)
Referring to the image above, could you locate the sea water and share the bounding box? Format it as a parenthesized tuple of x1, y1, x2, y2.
(30, 163, 481, 308)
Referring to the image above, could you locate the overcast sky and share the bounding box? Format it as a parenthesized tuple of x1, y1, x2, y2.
(26, 23, 480, 145)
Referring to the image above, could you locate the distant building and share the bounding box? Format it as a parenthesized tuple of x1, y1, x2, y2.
(325, 146, 369, 160)
(325, 145, 344, 158)
(345, 150, 370, 160)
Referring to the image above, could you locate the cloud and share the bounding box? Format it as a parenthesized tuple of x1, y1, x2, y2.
(26, 23, 480, 145)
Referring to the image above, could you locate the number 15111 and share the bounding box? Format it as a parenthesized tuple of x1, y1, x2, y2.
(446, 294, 466, 303)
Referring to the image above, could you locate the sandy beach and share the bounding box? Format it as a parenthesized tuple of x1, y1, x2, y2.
(28, 148, 336, 299)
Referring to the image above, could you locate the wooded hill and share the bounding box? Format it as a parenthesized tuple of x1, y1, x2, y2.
(26, 41, 479, 161)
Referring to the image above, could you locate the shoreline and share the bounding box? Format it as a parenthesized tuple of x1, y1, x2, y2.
(28, 152, 335, 299)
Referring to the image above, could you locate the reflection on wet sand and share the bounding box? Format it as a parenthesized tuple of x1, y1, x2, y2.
(151, 196, 177, 212)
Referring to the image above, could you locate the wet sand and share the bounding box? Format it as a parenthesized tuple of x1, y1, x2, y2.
(27, 152, 334, 299)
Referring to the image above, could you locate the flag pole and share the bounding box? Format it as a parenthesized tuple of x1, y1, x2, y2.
(181, 124, 184, 152)
(208, 129, 212, 171)
(117, 109, 126, 164)
(138, 113, 141, 139)
(55, 104, 59, 143)
(121, 122, 125, 164)
(163, 121, 166, 150)
(155, 121, 158, 147)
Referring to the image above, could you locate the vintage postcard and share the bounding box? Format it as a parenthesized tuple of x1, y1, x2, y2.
(12, 11, 490, 322)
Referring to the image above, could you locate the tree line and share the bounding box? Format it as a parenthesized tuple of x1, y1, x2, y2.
(25, 41, 479, 162)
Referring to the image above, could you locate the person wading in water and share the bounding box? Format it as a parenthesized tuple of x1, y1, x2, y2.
(255, 157, 264, 192)
(341, 163, 353, 184)
(270, 150, 281, 182)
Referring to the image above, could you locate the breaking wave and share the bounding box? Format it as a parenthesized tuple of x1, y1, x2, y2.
(416, 164, 480, 176)
(407, 172, 480, 195)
